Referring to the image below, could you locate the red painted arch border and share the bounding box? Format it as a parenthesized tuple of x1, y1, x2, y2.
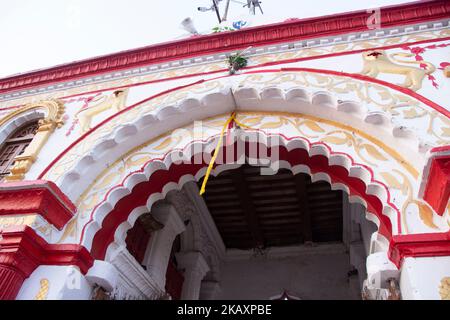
(83, 138, 396, 260)
(389, 231, 450, 267)
(38, 67, 449, 180)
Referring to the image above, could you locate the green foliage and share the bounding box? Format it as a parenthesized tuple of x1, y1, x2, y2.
(227, 53, 248, 74)
(212, 26, 235, 33)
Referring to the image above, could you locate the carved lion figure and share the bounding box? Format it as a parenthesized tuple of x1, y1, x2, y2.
(439, 277, 450, 300)
(77, 89, 128, 133)
(361, 50, 435, 91)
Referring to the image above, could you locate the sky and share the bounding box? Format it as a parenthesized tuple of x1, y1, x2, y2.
(0, 0, 411, 78)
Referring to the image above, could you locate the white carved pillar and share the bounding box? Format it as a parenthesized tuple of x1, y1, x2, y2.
(144, 203, 186, 289)
(110, 247, 166, 300)
(175, 251, 210, 300)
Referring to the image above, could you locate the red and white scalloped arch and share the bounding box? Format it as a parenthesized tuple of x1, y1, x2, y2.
(79, 130, 399, 261)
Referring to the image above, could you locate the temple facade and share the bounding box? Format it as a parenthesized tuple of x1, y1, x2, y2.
(0, 0, 449, 300)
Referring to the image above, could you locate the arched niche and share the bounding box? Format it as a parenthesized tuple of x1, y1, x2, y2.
(0, 99, 65, 181)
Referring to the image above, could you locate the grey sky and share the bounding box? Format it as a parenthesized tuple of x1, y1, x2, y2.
(0, 0, 409, 78)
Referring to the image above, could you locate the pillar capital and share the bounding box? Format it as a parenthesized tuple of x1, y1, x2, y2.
(0, 225, 42, 299)
(0, 180, 76, 230)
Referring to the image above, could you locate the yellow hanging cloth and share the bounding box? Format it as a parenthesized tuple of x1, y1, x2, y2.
(199, 112, 236, 196)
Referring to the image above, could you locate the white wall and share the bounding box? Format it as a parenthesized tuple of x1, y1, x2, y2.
(216, 245, 361, 300)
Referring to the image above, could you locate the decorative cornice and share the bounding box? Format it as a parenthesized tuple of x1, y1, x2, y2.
(0, 0, 448, 98)
(0, 225, 93, 274)
(0, 180, 76, 230)
(0, 225, 93, 299)
(389, 232, 450, 268)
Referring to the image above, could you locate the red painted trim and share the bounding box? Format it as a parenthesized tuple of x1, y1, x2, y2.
(278, 68, 450, 118)
(0, 225, 93, 273)
(0, 225, 93, 299)
(0, 35, 440, 113)
(430, 145, 450, 153)
(1, 36, 447, 114)
(0, 180, 76, 230)
(88, 140, 395, 260)
(84, 133, 450, 267)
(80, 130, 402, 245)
(0, 0, 448, 94)
(38, 79, 205, 179)
(38, 67, 449, 180)
(246, 37, 450, 71)
(0, 105, 22, 112)
(50, 36, 450, 103)
(423, 155, 450, 215)
(389, 232, 450, 268)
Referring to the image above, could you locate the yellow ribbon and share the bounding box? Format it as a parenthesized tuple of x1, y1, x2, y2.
(199, 112, 236, 196)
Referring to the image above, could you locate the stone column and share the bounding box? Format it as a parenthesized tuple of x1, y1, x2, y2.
(176, 251, 210, 300)
(143, 203, 185, 289)
(0, 226, 41, 300)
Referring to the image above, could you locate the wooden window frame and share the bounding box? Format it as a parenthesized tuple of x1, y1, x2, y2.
(0, 121, 40, 180)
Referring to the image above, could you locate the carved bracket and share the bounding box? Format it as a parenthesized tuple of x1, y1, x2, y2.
(0, 180, 75, 230)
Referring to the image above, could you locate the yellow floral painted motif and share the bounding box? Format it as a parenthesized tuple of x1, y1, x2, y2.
(439, 277, 450, 300)
(34, 279, 50, 300)
(379, 169, 438, 230)
(69, 111, 441, 244)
